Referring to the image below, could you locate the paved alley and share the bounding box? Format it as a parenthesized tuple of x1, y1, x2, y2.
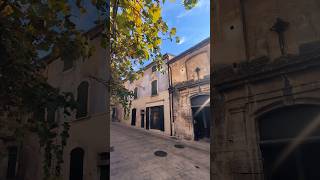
(110, 122, 210, 180)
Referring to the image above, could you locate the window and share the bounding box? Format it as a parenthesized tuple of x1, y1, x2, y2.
(134, 87, 138, 99)
(152, 65, 157, 72)
(151, 80, 157, 95)
(76, 81, 89, 119)
(63, 58, 73, 71)
(6, 146, 18, 179)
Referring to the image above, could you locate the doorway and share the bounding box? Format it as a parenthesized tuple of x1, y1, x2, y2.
(149, 106, 164, 131)
(259, 105, 320, 180)
(191, 95, 210, 141)
(141, 110, 145, 128)
(131, 108, 136, 126)
(69, 148, 84, 180)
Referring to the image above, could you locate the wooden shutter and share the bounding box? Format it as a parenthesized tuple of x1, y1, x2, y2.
(151, 80, 157, 95)
(76, 82, 89, 119)
(134, 88, 138, 99)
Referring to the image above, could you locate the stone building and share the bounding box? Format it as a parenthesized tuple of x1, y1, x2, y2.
(118, 54, 174, 136)
(0, 25, 109, 180)
(212, 0, 320, 180)
(168, 38, 210, 141)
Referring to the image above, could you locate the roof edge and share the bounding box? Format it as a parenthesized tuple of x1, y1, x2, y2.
(167, 37, 210, 64)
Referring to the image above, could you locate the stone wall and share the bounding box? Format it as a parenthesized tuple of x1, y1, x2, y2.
(212, 54, 320, 180)
(213, 0, 320, 66)
(169, 39, 210, 140)
(173, 84, 210, 140)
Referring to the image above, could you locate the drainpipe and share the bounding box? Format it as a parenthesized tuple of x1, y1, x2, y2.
(167, 63, 173, 136)
(239, 0, 250, 61)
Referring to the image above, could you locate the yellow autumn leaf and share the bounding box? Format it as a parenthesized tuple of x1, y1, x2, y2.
(1, 5, 13, 17)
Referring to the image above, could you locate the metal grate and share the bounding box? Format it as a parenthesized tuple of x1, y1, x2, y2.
(154, 150, 167, 157)
(174, 144, 185, 149)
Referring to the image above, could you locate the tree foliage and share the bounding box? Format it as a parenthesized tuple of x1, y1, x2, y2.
(108, 0, 198, 109)
(0, 0, 198, 179)
(0, 0, 90, 178)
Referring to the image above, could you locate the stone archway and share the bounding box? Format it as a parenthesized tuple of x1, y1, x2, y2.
(258, 104, 320, 180)
(190, 95, 210, 141)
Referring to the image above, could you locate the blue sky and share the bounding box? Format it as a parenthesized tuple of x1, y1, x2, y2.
(67, 0, 210, 69)
(160, 0, 210, 55)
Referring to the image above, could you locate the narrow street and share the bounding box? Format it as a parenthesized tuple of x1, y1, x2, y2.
(110, 122, 210, 180)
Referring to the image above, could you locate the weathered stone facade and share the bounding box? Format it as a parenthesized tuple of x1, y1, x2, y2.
(168, 38, 210, 140)
(212, 0, 320, 179)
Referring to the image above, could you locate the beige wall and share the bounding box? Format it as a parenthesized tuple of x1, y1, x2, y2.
(46, 36, 108, 180)
(118, 57, 172, 135)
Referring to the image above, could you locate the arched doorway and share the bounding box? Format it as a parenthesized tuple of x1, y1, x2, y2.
(258, 104, 320, 180)
(191, 95, 210, 141)
(69, 148, 84, 180)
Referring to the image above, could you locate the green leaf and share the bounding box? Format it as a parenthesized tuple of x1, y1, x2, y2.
(175, 36, 180, 44)
(170, 27, 176, 36)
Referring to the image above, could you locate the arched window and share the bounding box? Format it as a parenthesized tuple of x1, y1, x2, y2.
(69, 148, 84, 180)
(259, 105, 320, 180)
(76, 81, 89, 119)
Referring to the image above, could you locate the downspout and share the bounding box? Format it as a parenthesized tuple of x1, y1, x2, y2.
(239, 0, 250, 61)
(167, 63, 173, 136)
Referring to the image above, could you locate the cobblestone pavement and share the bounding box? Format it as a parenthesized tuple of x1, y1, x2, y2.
(110, 122, 210, 180)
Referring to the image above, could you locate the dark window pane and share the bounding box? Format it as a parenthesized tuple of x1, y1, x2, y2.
(151, 80, 157, 95)
(6, 146, 18, 179)
(259, 105, 320, 141)
(76, 81, 89, 119)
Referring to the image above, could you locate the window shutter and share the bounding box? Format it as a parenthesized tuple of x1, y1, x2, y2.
(134, 88, 138, 99)
(76, 82, 89, 119)
(151, 80, 157, 95)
